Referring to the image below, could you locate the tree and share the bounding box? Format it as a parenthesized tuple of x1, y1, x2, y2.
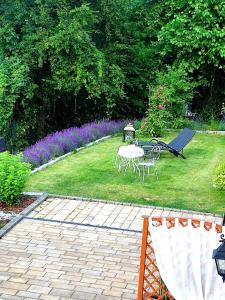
(157, 0, 225, 117)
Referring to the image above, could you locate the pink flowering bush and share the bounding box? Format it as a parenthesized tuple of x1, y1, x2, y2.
(141, 67, 193, 137)
(141, 86, 171, 136)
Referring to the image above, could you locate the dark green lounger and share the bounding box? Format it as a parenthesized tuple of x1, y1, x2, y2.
(138, 128, 196, 159)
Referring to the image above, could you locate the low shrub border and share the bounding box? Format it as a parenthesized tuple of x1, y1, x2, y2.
(0, 192, 48, 239)
(23, 120, 127, 168)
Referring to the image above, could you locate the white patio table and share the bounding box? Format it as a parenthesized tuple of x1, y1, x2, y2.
(116, 144, 144, 174)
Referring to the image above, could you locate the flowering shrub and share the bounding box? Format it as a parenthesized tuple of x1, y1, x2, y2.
(141, 86, 172, 137)
(23, 120, 126, 167)
(141, 67, 193, 137)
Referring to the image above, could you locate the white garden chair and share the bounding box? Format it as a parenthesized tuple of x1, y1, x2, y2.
(138, 146, 161, 182)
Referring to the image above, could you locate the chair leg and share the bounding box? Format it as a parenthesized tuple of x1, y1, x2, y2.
(124, 160, 129, 175)
(155, 167, 158, 180)
(117, 157, 122, 173)
(142, 165, 145, 182)
(114, 155, 118, 169)
(118, 157, 125, 173)
(137, 165, 141, 177)
(135, 162, 140, 177)
(132, 159, 136, 173)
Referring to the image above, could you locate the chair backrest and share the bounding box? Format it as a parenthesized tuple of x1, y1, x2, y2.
(148, 146, 161, 161)
(168, 128, 196, 152)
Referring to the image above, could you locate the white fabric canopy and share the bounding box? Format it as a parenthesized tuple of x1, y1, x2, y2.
(149, 218, 225, 300)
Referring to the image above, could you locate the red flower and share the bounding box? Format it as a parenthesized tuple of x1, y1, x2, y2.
(158, 104, 164, 110)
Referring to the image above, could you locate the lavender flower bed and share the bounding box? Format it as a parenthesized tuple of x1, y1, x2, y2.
(23, 120, 126, 167)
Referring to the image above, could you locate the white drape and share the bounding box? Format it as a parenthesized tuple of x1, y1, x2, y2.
(149, 218, 225, 300)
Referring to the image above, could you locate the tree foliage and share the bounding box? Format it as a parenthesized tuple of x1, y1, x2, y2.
(158, 0, 225, 116)
(0, 0, 224, 147)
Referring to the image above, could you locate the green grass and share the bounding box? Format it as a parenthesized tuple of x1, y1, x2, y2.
(26, 132, 225, 215)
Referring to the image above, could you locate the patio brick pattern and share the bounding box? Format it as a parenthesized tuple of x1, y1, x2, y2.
(0, 197, 222, 299)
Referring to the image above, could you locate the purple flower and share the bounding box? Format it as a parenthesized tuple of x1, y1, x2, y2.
(23, 120, 128, 167)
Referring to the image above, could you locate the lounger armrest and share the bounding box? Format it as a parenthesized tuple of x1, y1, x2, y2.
(150, 138, 160, 142)
(155, 140, 167, 147)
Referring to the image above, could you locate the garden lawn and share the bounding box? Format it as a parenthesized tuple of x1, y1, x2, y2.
(26, 132, 225, 215)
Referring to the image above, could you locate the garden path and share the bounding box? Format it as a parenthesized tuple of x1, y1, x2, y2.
(0, 197, 222, 299)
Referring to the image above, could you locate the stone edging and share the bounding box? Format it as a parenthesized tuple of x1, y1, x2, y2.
(167, 129, 225, 135)
(1, 192, 222, 238)
(31, 135, 112, 174)
(0, 193, 48, 239)
(48, 194, 222, 218)
(196, 130, 225, 135)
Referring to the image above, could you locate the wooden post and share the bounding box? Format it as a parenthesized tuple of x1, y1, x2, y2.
(137, 216, 149, 300)
(222, 213, 225, 226)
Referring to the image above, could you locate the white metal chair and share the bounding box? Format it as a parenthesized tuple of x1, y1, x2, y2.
(138, 146, 161, 182)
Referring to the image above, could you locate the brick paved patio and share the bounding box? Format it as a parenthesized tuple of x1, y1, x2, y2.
(0, 197, 222, 299)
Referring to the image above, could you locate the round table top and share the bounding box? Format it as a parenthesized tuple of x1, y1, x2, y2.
(118, 144, 144, 159)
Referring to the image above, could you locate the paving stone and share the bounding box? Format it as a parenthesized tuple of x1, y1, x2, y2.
(71, 291, 95, 300)
(0, 288, 17, 296)
(0, 295, 24, 300)
(122, 292, 137, 299)
(1, 282, 30, 291)
(49, 288, 73, 297)
(17, 291, 40, 299)
(28, 286, 52, 295)
(0, 275, 10, 281)
(0, 197, 222, 300)
(39, 295, 60, 300)
(95, 296, 118, 300)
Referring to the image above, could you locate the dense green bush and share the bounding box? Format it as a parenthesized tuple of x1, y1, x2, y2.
(133, 119, 142, 130)
(0, 152, 31, 205)
(214, 163, 225, 190)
